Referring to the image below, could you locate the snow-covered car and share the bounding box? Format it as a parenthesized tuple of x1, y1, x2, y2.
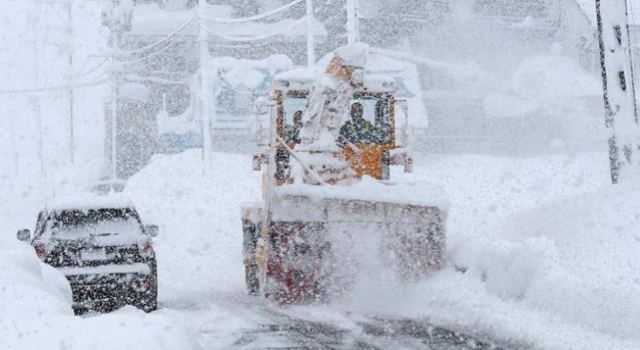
(16, 195, 159, 314)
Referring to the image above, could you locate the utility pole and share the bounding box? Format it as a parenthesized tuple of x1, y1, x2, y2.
(32, 97, 45, 176)
(346, 0, 360, 45)
(29, 2, 46, 177)
(35, 0, 76, 165)
(102, 0, 132, 180)
(306, 0, 315, 67)
(110, 39, 120, 180)
(199, 0, 213, 175)
(595, 0, 640, 184)
(66, 1, 75, 164)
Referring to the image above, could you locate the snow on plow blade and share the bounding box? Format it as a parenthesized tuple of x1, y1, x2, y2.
(263, 194, 447, 303)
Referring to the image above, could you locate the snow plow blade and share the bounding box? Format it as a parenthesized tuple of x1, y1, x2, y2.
(243, 195, 446, 304)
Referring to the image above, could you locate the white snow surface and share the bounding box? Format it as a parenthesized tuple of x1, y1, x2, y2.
(0, 242, 198, 350)
(0, 165, 198, 350)
(120, 149, 638, 349)
(483, 52, 601, 119)
(3, 144, 640, 349)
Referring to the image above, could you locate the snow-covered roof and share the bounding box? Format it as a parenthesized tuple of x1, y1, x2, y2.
(213, 54, 293, 74)
(222, 67, 265, 90)
(214, 55, 294, 89)
(576, 0, 640, 26)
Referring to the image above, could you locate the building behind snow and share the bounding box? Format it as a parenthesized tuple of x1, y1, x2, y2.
(107, 0, 638, 177)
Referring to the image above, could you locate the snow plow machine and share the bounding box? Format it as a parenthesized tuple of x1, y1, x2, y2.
(242, 44, 446, 304)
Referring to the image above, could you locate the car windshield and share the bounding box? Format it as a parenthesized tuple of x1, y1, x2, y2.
(46, 208, 144, 240)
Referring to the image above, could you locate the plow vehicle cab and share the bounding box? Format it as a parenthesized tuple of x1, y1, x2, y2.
(242, 45, 446, 304)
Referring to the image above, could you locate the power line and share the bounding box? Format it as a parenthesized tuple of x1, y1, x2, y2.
(116, 32, 192, 65)
(74, 58, 109, 78)
(204, 16, 309, 42)
(200, 0, 303, 24)
(113, 18, 197, 57)
(0, 79, 108, 95)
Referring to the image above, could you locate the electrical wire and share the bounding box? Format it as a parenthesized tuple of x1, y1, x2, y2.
(73, 58, 109, 78)
(116, 31, 193, 65)
(0, 79, 108, 95)
(204, 16, 309, 42)
(113, 17, 197, 57)
(200, 0, 303, 24)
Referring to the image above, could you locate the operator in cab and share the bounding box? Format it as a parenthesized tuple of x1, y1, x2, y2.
(338, 102, 373, 145)
(284, 110, 303, 144)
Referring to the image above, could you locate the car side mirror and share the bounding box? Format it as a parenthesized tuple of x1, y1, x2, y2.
(17, 229, 31, 242)
(404, 156, 413, 173)
(252, 155, 262, 171)
(145, 225, 159, 237)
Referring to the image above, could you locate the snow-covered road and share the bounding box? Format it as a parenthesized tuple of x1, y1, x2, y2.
(120, 149, 627, 350)
(156, 287, 517, 350)
(120, 150, 525, 349)
(5, 148, 640, 349)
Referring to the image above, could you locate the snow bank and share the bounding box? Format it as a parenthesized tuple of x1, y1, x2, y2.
(404, 180, 640, 349)
(345, 152, 640, 349)
(0, 167, 199, 350)
(75, 145, 637, 349)
(124, 150, 261, 296)
(510, 53, 601, 99)
(501, 182, 640, 341)
(0, 242, 199, 350)
(483, 52, 605, 150)
(122, 150, 262, 348)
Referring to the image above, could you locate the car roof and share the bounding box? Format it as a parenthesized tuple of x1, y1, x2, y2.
(44, 193, 136, 213)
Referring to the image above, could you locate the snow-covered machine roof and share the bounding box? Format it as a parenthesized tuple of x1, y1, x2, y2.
(273, 50, 429, 127)
(273, 68, 396, 93)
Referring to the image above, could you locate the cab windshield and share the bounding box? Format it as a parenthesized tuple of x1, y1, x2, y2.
(280, 92, 392, 145)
